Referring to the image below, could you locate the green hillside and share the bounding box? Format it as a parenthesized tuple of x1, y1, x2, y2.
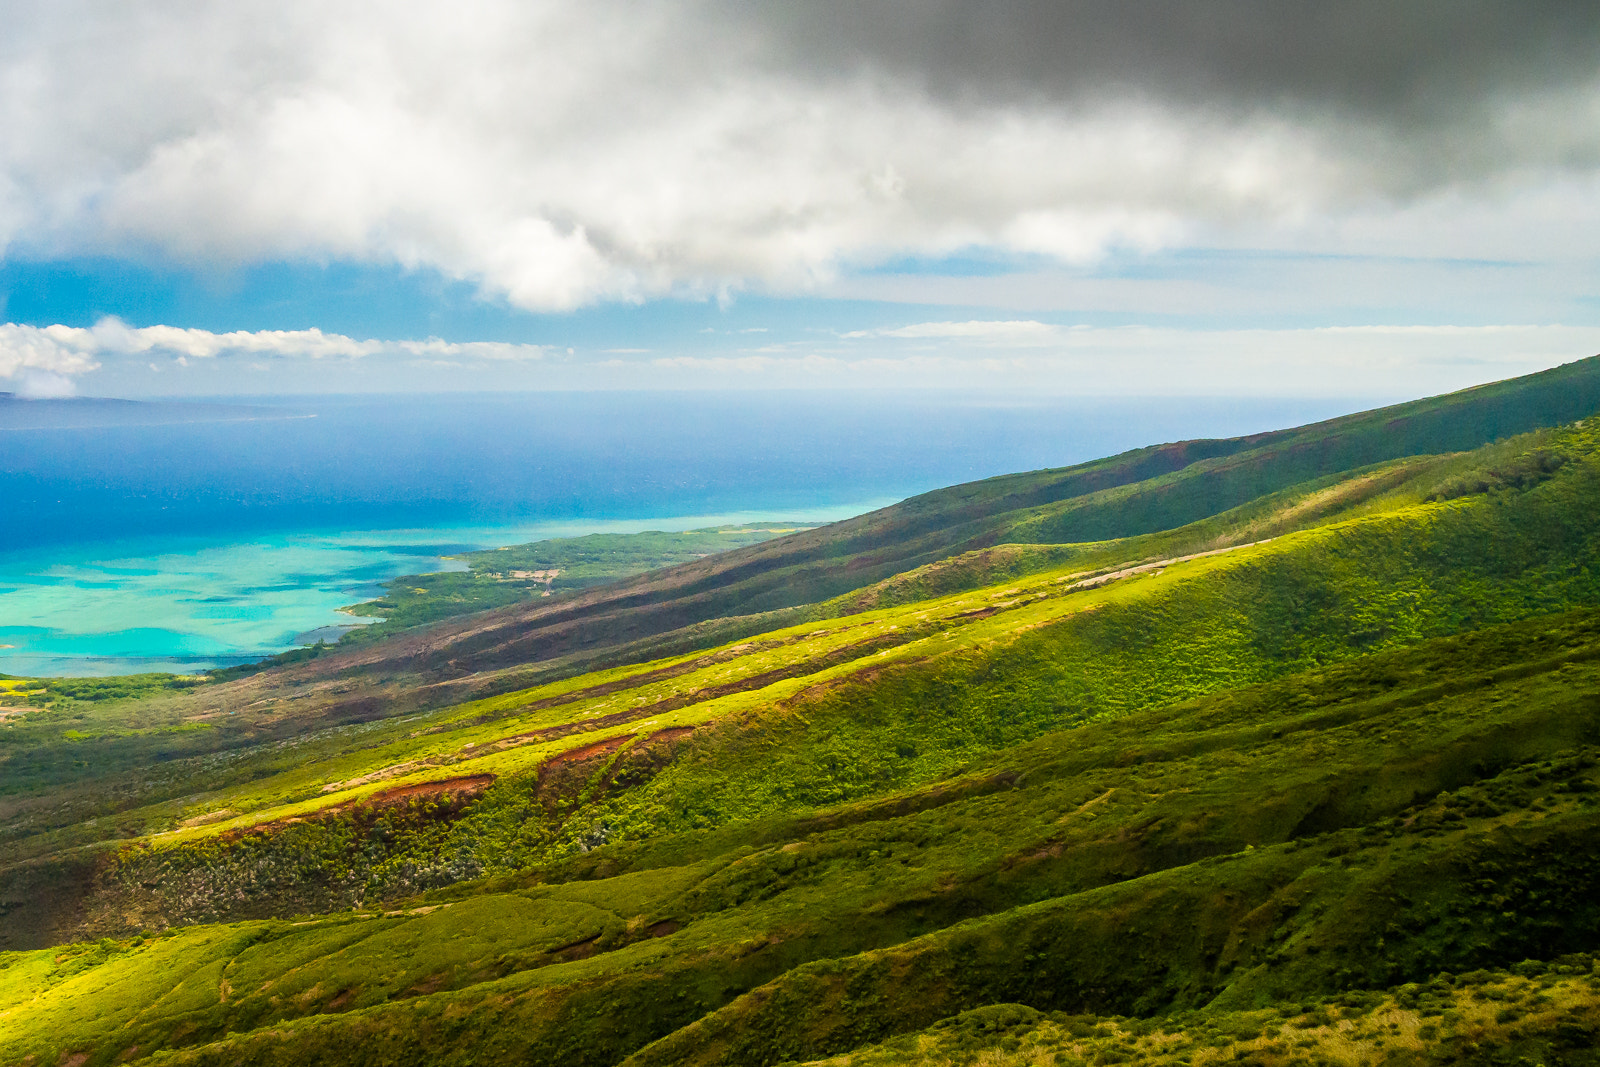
(285, 354, 1600, 683)
(5, 358, 1600, 1066)
(334, 523, 820, 645)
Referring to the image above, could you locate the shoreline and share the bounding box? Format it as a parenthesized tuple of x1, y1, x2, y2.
(0, 503, 884, 678)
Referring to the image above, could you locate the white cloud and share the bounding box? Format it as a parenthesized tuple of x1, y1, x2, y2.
(0, 3, 1597, 312)
(0, 323, 103, 382)
(531, 323, 1600, 397)
(13, 368, 78, 398)
(393, 338, 549, 362)
(846, 320, 1062, 344)
(26, 314, 1593, 398)
(0, 318, 548, 384)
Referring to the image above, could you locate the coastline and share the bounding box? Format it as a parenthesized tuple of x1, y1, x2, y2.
(0, 503, 886, 678)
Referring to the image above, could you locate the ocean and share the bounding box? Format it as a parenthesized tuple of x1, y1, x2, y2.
(0, 391, 1383, 676)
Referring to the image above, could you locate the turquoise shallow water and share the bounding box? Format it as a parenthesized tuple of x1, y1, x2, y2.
(0, 505, 879, 677)
(0, 391, 1376, 678)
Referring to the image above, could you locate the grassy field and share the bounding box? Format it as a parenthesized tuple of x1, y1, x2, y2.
(5, 360, 1600, 1065)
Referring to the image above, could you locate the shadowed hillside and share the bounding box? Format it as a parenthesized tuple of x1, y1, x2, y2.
(5, 358, 1600, 1067)
(284, 354, 1600, 681)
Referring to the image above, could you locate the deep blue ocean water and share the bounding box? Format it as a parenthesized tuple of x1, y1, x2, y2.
(0, 392, 1386, 676)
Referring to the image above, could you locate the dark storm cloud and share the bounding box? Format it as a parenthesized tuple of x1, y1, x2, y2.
(744, 1, 1600, 120)
(1, 0, 1598, 321)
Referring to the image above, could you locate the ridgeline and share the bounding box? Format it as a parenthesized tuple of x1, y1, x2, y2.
(4, 358, 1600, 1066)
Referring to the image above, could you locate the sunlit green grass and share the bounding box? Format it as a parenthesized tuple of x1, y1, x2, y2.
(16, 418, 1600, 888)
(7, 387, 1600, 1065)
(5, 604, 1599, 1066)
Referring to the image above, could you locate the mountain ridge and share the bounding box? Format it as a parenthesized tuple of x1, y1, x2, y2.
(5, 357, 1600, 1066)
(193, 356, 1600, 714)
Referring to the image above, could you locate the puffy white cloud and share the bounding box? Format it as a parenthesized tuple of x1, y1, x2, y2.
(0, 2, 1597, 312)
(0, 323, 104, 382)
(0, 318, 547, 383)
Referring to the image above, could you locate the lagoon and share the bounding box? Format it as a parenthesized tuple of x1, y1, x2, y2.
(0, 391, 1382, 676)
(0, 508, 875, 676)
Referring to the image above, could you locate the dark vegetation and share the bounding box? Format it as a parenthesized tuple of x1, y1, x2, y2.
(340, 523, 818, 642)
(5, 356, 1600, 1066)
(807, 965, 1600, 1067)
(268, 353, 1600, 683)
(0, 672, 205, 708)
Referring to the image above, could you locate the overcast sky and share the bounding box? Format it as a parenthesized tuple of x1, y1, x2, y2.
(1, 0, 1598, 397)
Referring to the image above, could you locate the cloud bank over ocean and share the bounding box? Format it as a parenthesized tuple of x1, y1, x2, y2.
(3, 318, 1593, 398)
(2, 2, 1598, 313)
(0, 320, 551, 385)
(1, 3, 1597, 396)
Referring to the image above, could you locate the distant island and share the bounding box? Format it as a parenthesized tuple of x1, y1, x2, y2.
(0, 393, 313, 430)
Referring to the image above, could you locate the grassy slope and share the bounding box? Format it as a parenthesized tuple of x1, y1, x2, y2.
(2, 357, 1576, 816)
(5, 417, 1600, 946)
(799, 965, 1600, 1067)
(3, 608, 1599, 1066)
(224, 356, 1600, 683)
(6, 365, 1600, 1063)
(334, 523, 820, 645)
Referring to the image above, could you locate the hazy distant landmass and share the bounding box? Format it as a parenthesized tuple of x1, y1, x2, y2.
(0, 392, 1376, 553)
(0, 392, 1378, 675)
(0, 392, 307, 430)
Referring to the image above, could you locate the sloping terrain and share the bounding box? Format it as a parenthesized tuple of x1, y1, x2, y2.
(799, 969, 1600, 1067)
(209, 354, 1600, 690)
(4, 607, 1600, 1065)
(335, 523, 820, 644)
(5, 359, 1600, 1065)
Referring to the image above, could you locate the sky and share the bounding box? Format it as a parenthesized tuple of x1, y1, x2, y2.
(1, 1, 1599, 398)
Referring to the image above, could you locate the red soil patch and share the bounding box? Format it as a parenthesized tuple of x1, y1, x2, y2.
(223, 774, 495, 840)
(400, 974, 447, 998)
(534, 726, 696, 798)
(369, 774, 495, 804)
(539, 736, 632, 776)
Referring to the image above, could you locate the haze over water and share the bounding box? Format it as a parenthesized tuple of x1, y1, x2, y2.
(1, 392, 1383, 676)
